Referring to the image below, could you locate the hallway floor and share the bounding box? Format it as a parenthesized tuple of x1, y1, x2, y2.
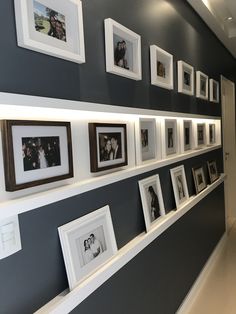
(186, 224, 236, 314)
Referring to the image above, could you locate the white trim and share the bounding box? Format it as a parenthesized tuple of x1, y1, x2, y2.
(176, 232, 227, 314)
(35, 174, 226, 314)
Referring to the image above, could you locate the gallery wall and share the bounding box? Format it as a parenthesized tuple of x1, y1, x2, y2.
(0, 0, 234, 313)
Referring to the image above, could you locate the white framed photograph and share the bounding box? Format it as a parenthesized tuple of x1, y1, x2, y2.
(14, 0, 85, 63)
(170, 165, 189, 208)
(135, 118, 159, 165)
(209, 79, 219, 103)
(183, 120, 192, 151)
(192, 165, 207, 194)
(104, 18, 142, 80)
(196, 71, 208, 100)
(58, 205, 117, 290)
(197, 123, 206, 147)
(150, 45, 173, 89)
(177, 60, 194, 95)
(164, 119, 178, 156)
(207, 160, 219, 183)
(138, 174, 165, 232)
(209, 123, 216, 145)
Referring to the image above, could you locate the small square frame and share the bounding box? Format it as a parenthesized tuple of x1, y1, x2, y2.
(58, 205, 117, 290)
(138, 174, 166, 232)
(196, 71, 209, 100)
(104, 18, 142, 80)
(170, 165, 189, 208)
(178, 60, 194, 95)
(14, 0, 85, 63)
(88, 122, 128, 172)
(209, 79, 219, 103)
(192, 165, 207, 194)
(150, 45, 173, 89)
(207, 160, 219, 183)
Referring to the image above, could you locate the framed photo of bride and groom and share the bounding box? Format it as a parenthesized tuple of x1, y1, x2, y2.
(1, 120, 73, 191)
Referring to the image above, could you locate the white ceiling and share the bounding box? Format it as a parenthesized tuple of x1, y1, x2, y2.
(187, 0, 236, 58)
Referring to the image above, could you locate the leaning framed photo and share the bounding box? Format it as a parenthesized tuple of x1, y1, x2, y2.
(1, 120, 73, 191)
(209, 123, 216, 145)
(58, 205, 117, 290)
(150, 45, 173, 89)
(183, 120, 192, 151)
(197, 123, 206, 147)
(164, 119, 178, 156)
(104, 18, 142, 80)
(177, 60, 194, 95)
(170, 165, 189, 208)
(209, 79, 219, 103)
(138, 174, 165, 232)
(207, 160, 219, 183)
(89, 122, 128, 172)
(135, 118, 159, 165)
(192, 165, 207, 194)
(196, 71, 208, 100)
(14, 0, 85, 63)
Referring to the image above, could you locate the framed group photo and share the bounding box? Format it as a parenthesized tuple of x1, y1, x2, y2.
(138, 174, 165, 232)
(196, 71, 208, 100)
(89, 122, 128, 172)
(192, 165, 207, 194)
(150, 45, 173, 90)
(178, 60, 194, 95)
(14, 0, 85, 63)
(164, 119, 178, 156)
(170, 165, 189, 208)
(1, 120, 73, 191)
(104, 18, 142, 80)
(58, 205, 117, 290)
(209, 79, 219, 103)
(207, 160, 219, 183)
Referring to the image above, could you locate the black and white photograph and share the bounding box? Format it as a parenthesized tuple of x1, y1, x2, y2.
(197, 123, 205, 146)
(178, 61, 194, 95)
(210, 79, 219, 103)
(165, 119, 177, 156)
(58, 205, 117, 290)
(196, 71, 208, 100)
(104, 18, 142, 80)
(168, 128, 174, 148)
(1, 120, 73, 191)
(209, 124, 216, 144)
(184, 120, 192, 151)
(170, 165, 189, 208)
(89, 123, 127, 172)
(141, 128, 149, 153)
(157, 60, 166, 78)
(139, 174, 165, 232)
(33, 0, 66, 42)
(192, 166, 207, 194)
(207, 160, 219, 183)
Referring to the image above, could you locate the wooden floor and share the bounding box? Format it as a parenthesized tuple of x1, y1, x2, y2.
(186, 224, 236, 314)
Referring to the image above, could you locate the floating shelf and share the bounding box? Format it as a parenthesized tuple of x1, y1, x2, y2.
(35, 174, 226, 314)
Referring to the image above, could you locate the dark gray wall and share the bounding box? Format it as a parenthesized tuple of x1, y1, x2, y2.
(0, 0, 231, 313)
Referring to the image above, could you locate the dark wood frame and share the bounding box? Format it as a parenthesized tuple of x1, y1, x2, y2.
(89, 122, 127, 172)
(1, 120, 73, 191)
(207, 160, 219, 184)
(192, 165, 207, 194)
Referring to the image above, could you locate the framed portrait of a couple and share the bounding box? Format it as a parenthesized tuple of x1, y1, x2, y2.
(104, 18, 142, 80)
(192, 165, 207, 194)
(207, 160, 219, 183)
(209, 79, 219, 103)
(196, 71, 208, 100)
(150, 45, 173, 90)
(89, 123, 128, 172)
(1, 120, 73, 191)
(139, 174, 165, 232)
(178, 60, 194, 96)
(14, 0, 85, 63)
(170, 165, 189, 208)
(58, 205, 117, 290)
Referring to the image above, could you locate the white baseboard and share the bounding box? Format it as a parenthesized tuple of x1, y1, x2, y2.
(176, 233, 227, 314)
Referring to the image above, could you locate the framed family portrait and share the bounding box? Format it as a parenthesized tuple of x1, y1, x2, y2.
(104, 18, 142, 80)
(164, 119, 178, 156)
(14, 0, 85, 63)
(1, 120, 73, 191)
(177, 60, 194, 95)
(196, 71, 208, 100)
(207, 160, 219, 183)
(58, 205, 117, 290)
(209, 124, 216, 145)
(183, 120, 192, 151)
(89, 123, 128, 172)
(197, 123, 206, 147)
(170, 165, 189, 208)
(150, 45, 173, 89)
(209, 79, 219, 103)
(135, 118, 158, 165)
(139, 174, 165, 232)
(192, 166, 207, 194)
